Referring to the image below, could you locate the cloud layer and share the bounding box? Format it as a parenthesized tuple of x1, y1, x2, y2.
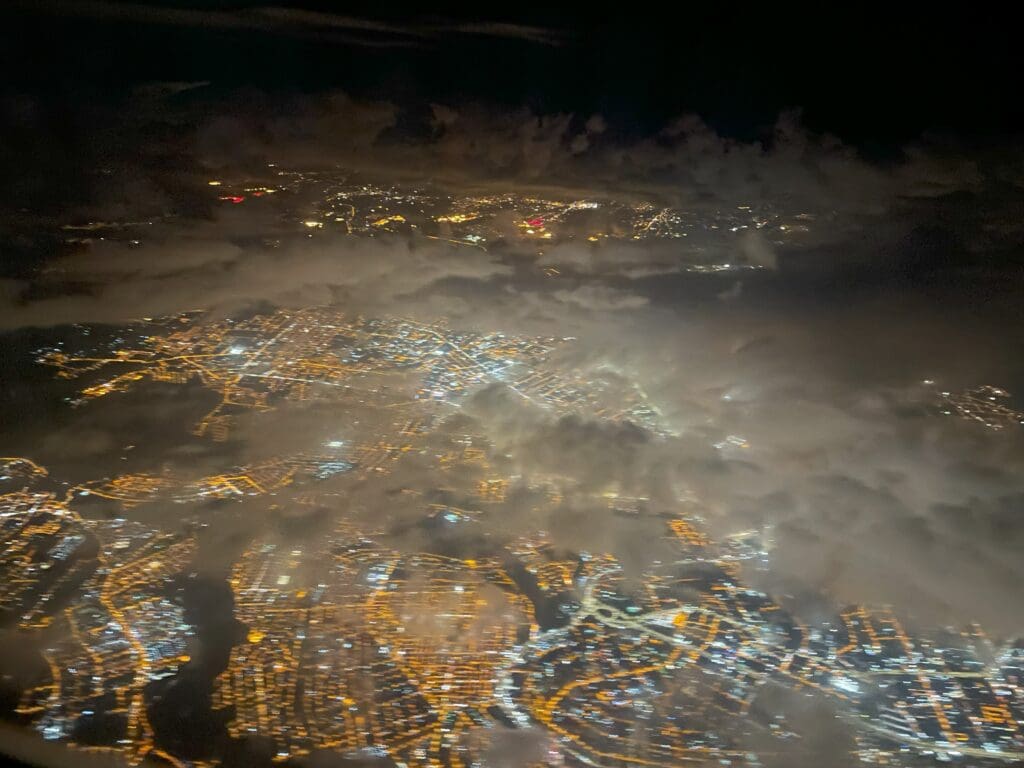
(2, 90, 1024, 645)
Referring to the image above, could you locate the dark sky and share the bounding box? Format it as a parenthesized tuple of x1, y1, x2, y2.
(3, 2, 1022, 147)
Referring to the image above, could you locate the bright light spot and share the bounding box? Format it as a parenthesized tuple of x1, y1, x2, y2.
(326, 440, 344, 448)
(834, 677, 860, 694)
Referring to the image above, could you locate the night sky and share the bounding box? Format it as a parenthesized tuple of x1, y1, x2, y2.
(4, 4, 1023, 142)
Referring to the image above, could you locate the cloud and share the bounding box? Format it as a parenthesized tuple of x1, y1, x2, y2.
(10, 1, 564, 48)
(541, 241, 699, 279)
(0, 227, 510, 329)
(552, 284, 650, 311)
(737, 230, 778, 270)
(470, 725, 553, 767)
(447, 21, 563, 46)
(3, 82, 1024, 698)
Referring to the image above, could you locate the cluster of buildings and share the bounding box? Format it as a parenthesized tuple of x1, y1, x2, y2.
(932, 384, 1024, 431)
(3, 453, 1023, 767)
(0, 481, 196, 762)
(38, 308, 668, 444)
(191, 166, 810, 273)
(2, 312, 1022, 767)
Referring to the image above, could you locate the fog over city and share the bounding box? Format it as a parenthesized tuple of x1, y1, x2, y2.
(2, 5, 1023, 768)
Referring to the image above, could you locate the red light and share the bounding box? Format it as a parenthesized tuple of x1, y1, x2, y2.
(527, 217, 544, 227)
(219, 195, 245, 204)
